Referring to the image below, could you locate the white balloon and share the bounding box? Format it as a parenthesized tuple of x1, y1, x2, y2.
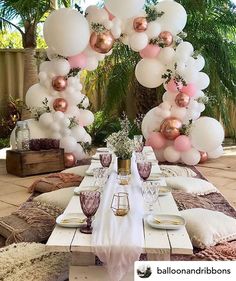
(81, 96, 90, 109)
(142, 107, 161, 139)
(79, 110, 94, 126)
(61, 128, 71, 137)
(181, 148, 201, 165)
(10, 119, 49, 149)
(129, 32, 148, 52)
(60, 136, 77, 153)
(208, 146, 224, 159)
(135, 59, 165, 88)
(51, 132, 62, 139)
(146, 22, 161, 39)
(71, 126, 87, 142)
(72, 143, 84, 160)
(43, 8, 90, 57)
(188, 100, 199, 110)
(162, 91, 178, 105)
(171, 107, 187, 120)
(183, 66, 198, 83)
(160, 101, 171, 110)
(196, 72, 210, 90)
(53, 111, 65, 121)
(158, 47, 176, 66)
(60, 117, 71, 128)
(154, 149, 166, 162)
(198, 103, 205, 113)
(85, 6, 109, 23)
(65, 105, 80, 118)
(25, 84, 52, 108)
(195, 90, 205, 99)
(190, 117, 225, 152)
(195, 55, 205, 72)
(46, 47, 57, 60)
(160, 109, 171, 119)
(175, 42, 194, 62)
(155, 1, 187, 34)
(66, 90, 84, 106)
(111, 25, 122, 39)
(40, 61, 53, 73)
(105, 0, 145, 19)
(164, 146, 181, 163)
(82, 133, 92, 144)
(38, 71, 47, 82)
(39, 113, 53, 127)
(51, 59, 70, 76)
(50, 122, 61, 132)
(85, 57, 99, 71)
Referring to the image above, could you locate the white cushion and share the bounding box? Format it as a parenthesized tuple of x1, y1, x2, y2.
(33, 187, 75, 210)
(165, 176, 217, 195)
(180, 208, 236, 249)
(61, 165, 89, 177)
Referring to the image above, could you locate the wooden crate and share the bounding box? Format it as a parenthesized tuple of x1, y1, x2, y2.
(6, 149, 65, 177)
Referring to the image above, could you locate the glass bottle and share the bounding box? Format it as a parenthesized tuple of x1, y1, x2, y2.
(15, 121, 30, 150)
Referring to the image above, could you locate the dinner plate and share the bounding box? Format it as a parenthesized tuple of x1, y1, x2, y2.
(56, 213, 86, 228)
(146, 214, 185, 230)
(97, 147, 110, 152)
(74, 185, 99, 195)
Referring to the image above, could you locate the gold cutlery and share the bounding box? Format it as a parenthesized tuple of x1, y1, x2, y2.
(61, 218, 86, 224)
(154, 218, 182, 225)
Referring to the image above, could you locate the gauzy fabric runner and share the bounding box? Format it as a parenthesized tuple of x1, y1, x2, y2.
(91, 157, 145, 281)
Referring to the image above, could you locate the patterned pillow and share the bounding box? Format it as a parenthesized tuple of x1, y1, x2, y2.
(28, 172, 83, 193)
(0, 201, 63, 246)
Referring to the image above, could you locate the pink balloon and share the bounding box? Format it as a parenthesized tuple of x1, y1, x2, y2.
(181, 83, 197, 97)
(139, 44, 161, 59)
(174, 135, 191, 152)
(166, 79, 183, 93)
(147, 132, 166, 150)
(68, 53, 87, 69)
(104, 6, 115, 20)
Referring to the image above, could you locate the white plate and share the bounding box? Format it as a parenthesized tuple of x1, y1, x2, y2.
(56, 213, 86, 228)
(146, 214, 185, 230)
(159, 186, 171, 196)
(74, 185, 98, 195)
(97, 147, 110, 152)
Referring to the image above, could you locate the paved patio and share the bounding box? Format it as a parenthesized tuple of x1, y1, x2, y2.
(0, 147, 235, 217)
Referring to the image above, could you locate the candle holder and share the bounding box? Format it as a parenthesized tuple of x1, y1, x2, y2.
(111, 192, 130, 216)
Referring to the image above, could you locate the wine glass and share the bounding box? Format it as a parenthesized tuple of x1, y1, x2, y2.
(93, 167, 108, 190)
(79, 191, 101, 234)
(133, 135, 144, 153)
(99, 153, 112, 167)
(137, 161, 152, 181)
(142, 181, 160, 214)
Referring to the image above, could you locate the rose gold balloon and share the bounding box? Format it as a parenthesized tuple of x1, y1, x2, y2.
(53, 98, 68, 112)
(158, 31, 173, 47)
(175, 92, 191, 108)
(133, 17, 148, 33)
(160, 117, 183, 140)
(90, 31, 115, 54)
(52, 76, 67, 92)
(199, 152, 208, 163)
(64, 153, 76, 168)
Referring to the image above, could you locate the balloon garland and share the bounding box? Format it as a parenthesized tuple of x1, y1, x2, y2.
(11, 0, 224, 166)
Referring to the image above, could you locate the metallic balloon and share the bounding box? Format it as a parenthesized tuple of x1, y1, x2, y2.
(158, 31, 173, 47)
(160, 117, 183, 140)
(90, 30, 115, 54)
(52, 76, 67, 92)
(175, 92, 191, 107)
(199, 151, 208, 163)
(53, 98, 68, 113)
(133, 17, 148, 33)
(64, 153, 76, 168)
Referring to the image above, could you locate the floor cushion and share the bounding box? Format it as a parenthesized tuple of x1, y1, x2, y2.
(181, 208, 236, 249)
(61, 165, 89, 177)
(28, 173, 83, 193)
(33, 187, 75, 210)
(0, 242, 71, 281)
(0, 201, 63, 246)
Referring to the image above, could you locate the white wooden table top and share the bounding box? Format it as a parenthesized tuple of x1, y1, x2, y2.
(47, 147, 193, 257)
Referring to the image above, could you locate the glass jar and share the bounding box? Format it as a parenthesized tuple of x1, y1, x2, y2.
(15, 121, 30, 150)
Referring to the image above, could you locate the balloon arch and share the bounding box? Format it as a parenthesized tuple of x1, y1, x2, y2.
(12, 0, 224, 166)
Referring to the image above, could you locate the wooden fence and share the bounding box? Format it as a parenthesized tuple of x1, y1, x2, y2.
(0, 49, 235, 137)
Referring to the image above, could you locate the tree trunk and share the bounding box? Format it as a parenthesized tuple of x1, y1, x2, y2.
(135, 79, 163, 116)
(22, 22, 38, 97)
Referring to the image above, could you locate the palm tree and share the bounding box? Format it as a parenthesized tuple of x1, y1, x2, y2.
(0, 0, 53, 95)
(84, 0, 236, 137)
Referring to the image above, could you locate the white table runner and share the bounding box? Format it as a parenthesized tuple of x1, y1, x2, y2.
(91, 157, 145, 281)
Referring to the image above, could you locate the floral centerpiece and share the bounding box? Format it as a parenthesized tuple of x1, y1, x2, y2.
(106, 115, 135, 174)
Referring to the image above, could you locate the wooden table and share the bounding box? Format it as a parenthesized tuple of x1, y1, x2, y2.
(46, 148, 193, 280)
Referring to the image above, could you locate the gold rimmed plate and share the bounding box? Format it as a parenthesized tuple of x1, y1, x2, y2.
(56, 213, 86, 228)
(146, 214, 185, 230)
